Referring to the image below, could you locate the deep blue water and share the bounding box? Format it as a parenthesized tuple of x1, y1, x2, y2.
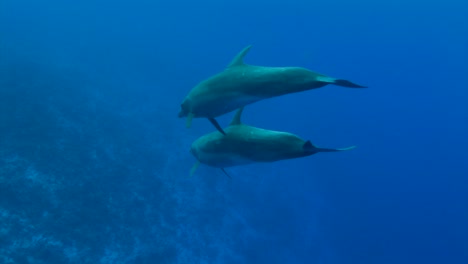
(1, 0, 467, 263)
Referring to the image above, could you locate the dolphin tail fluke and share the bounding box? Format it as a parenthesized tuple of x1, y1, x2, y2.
(316, 76, 367, 88)
(303, 140, 356, 153)
(333, 79, 367, 88)
(208, 118, 226, 135)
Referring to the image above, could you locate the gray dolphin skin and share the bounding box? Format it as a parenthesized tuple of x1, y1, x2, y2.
(179, 45, 367, 134)
(189, 107, 356, 175)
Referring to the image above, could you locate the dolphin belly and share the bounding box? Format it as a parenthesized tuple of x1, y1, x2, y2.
(192, 92, 263, 118)
(196, 151, 255, 168)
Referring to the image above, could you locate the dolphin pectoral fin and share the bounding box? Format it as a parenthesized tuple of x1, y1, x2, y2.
(190, 161, 201, 176)
(316, 76, 367, 88)
(208, 118, 226, 135)
(221, 168, 232, 179)
(186, 113, 194, 128)
(303, 140, 356, 152)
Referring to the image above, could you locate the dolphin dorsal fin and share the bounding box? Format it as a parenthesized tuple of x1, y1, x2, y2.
(229, 107, 244, 126)
(227, 45, 252, 68)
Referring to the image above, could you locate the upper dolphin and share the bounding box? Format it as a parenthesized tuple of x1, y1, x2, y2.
(189, 107, 356, 176)
(178, 45, 367, 134)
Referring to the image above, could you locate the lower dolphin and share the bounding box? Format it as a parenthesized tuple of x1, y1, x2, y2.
(179, 45, 367, 134)
(189, 107, 356, 175)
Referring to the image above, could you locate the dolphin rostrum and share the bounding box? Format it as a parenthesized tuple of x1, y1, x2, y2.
(189, 107, 356, 176)
(179, 45, 367, 134)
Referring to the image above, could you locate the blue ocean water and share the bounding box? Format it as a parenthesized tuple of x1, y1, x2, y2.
(1, 0, 467, 263)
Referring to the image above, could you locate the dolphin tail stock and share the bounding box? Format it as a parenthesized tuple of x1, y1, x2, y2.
(208, 118, 226, 135)
(303, 140, 356, 153)
(316, 76, 367, 88)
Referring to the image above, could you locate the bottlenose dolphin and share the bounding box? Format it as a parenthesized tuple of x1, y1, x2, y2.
(189, 107, 356, 175)
(179, 45, 366, 134)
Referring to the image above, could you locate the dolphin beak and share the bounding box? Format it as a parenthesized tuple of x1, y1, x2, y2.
(189, 147, 198, 159)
